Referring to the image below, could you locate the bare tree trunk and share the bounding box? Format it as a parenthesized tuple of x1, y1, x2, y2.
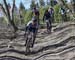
(3, 0, 18, 32)
(0, 4, 7, 16)
(72, 1, 75, 13)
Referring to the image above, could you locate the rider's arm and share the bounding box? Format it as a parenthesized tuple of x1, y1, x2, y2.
(25, 26, 28, 32)
(25, 21, 32, 32)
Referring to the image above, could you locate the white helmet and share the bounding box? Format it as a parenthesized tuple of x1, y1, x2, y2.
(32, 16, 37, 22)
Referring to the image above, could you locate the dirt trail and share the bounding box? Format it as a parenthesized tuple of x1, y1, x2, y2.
(0, 22, 75, 60)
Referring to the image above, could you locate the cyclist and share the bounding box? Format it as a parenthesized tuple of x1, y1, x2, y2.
(32, 7, 40, 25)
(48, 7, 54, 23)
(60, 7, 67, 22)
(24, 17, 38, 48)
(43, 9, 52, 33)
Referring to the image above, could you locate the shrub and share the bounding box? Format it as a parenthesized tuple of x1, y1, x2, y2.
(54, 4, 62, 23)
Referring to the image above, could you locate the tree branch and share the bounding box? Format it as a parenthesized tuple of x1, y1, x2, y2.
(60, 0, 69, 9)
(3, 0, 11, 21)
(0, 3, 7, 16)
(12, 0, 15, 20)
(3, 0, 18, 32)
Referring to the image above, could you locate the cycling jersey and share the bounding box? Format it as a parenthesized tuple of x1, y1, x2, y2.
(26, 21, 38, 33)
(32, 8, 39, 16)
(43, 11, 51, 20)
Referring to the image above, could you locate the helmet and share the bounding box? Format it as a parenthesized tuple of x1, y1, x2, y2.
(32, 16, 37, 22)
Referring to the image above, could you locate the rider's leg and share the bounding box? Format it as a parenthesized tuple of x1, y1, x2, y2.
(24, 31, 29, 46)
(46, 20, 49, 33)
(25, 36, 28, 46)
(49, 19, 52, 33)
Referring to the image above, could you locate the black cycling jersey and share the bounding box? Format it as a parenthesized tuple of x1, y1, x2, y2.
(43, 10, 51, 20)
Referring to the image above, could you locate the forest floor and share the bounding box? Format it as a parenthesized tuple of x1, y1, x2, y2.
(0, 22, 75, 60)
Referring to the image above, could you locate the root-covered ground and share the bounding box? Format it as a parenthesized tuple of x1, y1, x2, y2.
(0, 22, 75, 60)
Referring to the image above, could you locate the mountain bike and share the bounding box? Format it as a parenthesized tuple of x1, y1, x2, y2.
(24, 30, 36, 53)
